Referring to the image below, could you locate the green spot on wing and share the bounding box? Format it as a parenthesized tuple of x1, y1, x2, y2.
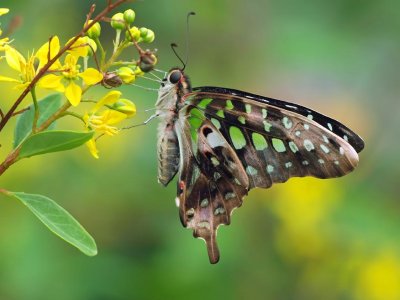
(197, 98, 213, 109)
(245, 104, 252, 113)
(216, 110, 225, 118)
(238, 116, 246, 124)
(211, 118, 221, 129)
(252, 132, 268, 151)
(282, 117, 292, 129)
(226, 100, 234, 110)
(272, 138, 286, 152)
(246, 165, 258, 176)
(229, 126, 246, 149)
(188, 108, 205, 143)
(188, 108, 204, 129)
(263, 120, 272, 132)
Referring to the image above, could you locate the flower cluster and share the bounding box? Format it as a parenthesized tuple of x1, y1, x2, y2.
(0, 7, 157, 159)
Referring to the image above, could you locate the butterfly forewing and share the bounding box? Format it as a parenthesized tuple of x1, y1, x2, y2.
(184, 90, 360, 189)
(193, 87, 364, 153)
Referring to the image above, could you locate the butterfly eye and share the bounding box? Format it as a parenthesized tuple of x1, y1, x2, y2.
(168, 70, 182, 84)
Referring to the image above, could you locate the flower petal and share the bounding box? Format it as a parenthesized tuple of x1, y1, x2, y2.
(67, 37, 89, 58)
(92, 91, 122, 112)
(0, 75, 20, 83)
(38, 74, 65, 92)
(0, 8, 9, 16)
(65, 81, 82, 106)
(36, 36, 61, 70)
(5, 47, 25, 72)
(79, 68, 103, 85)
(86, 138, 99, 159)
(101, 109, 127, 125)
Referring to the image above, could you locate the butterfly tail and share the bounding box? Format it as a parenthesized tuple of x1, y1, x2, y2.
(194, 227, 220, 264)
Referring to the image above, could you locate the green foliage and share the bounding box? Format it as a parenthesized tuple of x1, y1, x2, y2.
(17, 130, 94, 159)
(8, 191, 97, 256)
(13, 94, 62, 148)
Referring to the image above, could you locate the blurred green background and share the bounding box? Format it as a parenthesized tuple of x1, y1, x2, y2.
(0, 0, 399, 299)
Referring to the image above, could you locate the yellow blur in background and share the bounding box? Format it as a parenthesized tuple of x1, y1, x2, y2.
(0, 1, 399, 300)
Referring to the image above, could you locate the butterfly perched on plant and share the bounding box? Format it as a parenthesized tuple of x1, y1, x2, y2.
(154, 67, 364, 264)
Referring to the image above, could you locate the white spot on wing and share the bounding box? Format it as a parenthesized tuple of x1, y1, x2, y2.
(207, 131, 225, 148)
(285, 104, 298, 110)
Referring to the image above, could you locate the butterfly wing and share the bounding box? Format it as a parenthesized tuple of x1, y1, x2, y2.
(184, 87, 363, 189)
(175, 87, 364, 263)
(175, 110, 248, 263)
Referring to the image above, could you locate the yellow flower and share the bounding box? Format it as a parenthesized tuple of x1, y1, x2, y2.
(86, 139, 99, 159)
(84, 91, 135, 159)
(39, 54, 103, 106)
(0, 8, 9, 16)
(0, 46, 37, 89)
(0, 36, 62, 89)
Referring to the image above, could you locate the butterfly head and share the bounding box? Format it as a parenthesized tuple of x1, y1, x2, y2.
(161, 68, 192, 96)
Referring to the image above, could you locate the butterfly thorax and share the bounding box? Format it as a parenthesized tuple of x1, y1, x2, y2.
(156, 69, 191, 186)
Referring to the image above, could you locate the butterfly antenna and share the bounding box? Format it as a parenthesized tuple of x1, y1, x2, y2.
(170, 11, 196, 71)
(183, 11, 196, 71)
(171, 43, 185, 69)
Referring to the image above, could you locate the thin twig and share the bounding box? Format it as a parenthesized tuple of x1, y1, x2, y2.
(11, 107, 30, 116)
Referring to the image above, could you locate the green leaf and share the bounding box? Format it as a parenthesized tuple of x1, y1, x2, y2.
(18, 130, 94, 159)
(14, 93, 62, 148)
(9, 192, 97, 256)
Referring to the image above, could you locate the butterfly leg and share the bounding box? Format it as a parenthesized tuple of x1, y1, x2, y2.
(123, 113, 160, 129)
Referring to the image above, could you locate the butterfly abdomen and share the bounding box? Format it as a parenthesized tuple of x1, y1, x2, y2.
(157, 121, 180, 186)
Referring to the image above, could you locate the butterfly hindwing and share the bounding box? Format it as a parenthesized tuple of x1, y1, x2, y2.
(175, 112, 248, 263)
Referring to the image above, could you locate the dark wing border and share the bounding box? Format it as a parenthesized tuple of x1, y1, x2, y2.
(193, 86, 365, 153)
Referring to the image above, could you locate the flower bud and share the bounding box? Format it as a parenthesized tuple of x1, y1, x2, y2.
(143, 29, 155, 43)
(117, 67, 136, 84)
(86, 37, 97, 56)
(123, 9, 136, 24)
(112, 99, 136, 117)
(111, 13, 125, 30)
(125, 26, 140, 42)
(138, 51, 157, 72)
(139, 27, 149, 38)
(102, 72, 123, 88)
(87, 20, 101, 39)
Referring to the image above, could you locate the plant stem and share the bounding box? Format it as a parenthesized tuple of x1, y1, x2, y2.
(0, 148, 20, 177)
(31, 87, 39, 133)
(113, 30, 121, 54)
(60, 111, 85, 124)
(94, 36, 106, 66)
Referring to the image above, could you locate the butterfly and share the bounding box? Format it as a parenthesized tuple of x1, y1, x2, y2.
(155, 67, 364, 264)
